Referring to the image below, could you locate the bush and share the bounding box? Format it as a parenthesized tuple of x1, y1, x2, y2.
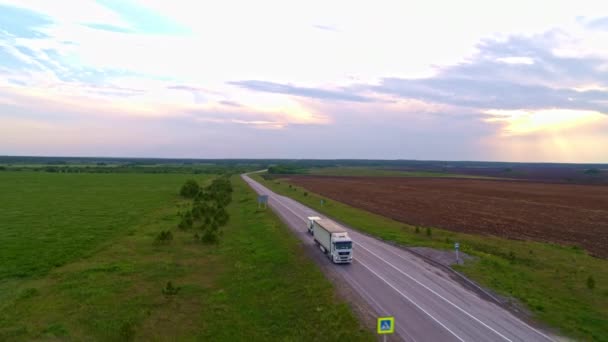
(304, 192, 308, 196)
(119, 321, 136, 341)
(426, 227, 432, 237)
(584, 168, 600, 175)
(587, 275, 596, 290)
(180, 179, 200, 198)
(415, 226, 420, 234)
(508, 251, 516, 263)
(178, 212, 193, 229)
(155, 230, 173, 243)
(162, 281, 180, 295)
(201, 229, 219, 244)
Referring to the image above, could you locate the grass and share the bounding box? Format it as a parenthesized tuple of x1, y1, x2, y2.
(253, 173, 608, 341)
(0, 172, 371, 341)
(0, 172, 195, 280)
(306, 166, 503, 179)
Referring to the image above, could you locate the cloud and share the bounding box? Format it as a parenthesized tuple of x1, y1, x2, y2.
(219, 100, 241, 107)
(0, 4, 52, 39)
(94, 0, 190, 35)
(83, 23, 133, 33)
(370, 34, 608, 113)
(229, 80, 374, 102)
(167, 85, 206, 92)
(312, 24, 339, 32)
(586, 17, 608, 30)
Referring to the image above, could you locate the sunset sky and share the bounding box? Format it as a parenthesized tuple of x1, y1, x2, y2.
(1, 0, 607, 162)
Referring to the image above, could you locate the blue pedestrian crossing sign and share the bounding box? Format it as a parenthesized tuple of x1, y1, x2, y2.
(377, 316, 395, 334)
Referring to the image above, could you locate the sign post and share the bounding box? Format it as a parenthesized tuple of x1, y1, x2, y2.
(454, 242, 460, 264)
(377, 316, 395, 341)
(257, 195, 268, 209)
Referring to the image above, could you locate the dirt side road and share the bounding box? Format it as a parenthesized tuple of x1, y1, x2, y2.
(285, 176, 608, 258)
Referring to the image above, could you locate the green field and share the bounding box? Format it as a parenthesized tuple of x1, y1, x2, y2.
(253, 173, 608, 341)
(0, 172, 371, 340)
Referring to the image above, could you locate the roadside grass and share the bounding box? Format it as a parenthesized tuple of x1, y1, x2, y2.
(253, 173, 608, 341)
(196, 176, 371, 341)
(0, 172, 371, 341)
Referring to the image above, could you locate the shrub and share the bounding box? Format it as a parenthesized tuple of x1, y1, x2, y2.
(201, 229, 219, 244)
(508, 251, 516, 263)
(155, 230, 173, 243)
(426, 227, 432, 237)
(587, 275, 596, 290)
(178, 212, 193, 229)
(119, 321, 136, 341)
(304, 192, 308, 196)
(584, 168, 600, 175)
(162, 281, 180, 295)
(180, 179, 200, 198)
(415, 226, 420, 234)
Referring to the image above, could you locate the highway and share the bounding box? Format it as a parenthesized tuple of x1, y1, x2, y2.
(243, 173, 557, 342)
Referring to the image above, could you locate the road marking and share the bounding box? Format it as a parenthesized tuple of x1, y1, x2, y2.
(336, 269, 417, 342)
(356, 258, 466, 342)
(356, 242, 515, 342)
(359, 237, 556, 342)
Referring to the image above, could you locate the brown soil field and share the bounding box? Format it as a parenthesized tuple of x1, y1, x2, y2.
(285, 176, 608, 258)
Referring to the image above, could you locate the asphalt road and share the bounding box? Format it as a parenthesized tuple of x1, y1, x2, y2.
(243, 174, 557, 342)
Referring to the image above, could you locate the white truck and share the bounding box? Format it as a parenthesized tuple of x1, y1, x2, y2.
(307, 217, 353, 264)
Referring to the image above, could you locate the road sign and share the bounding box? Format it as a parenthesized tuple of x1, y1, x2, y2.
(454, 242, 459, 249)
(377, 316, 395, 334)
(257, 195, 269, 208)
(455, 242, 460, 264)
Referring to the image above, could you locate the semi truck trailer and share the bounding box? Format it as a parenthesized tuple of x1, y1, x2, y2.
(307, 217, 353, 264)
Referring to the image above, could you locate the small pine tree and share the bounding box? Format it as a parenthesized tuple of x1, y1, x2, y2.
(180, 179, 200, 198)
(162, 281, 180, 295)
(587, 275, 595, 290)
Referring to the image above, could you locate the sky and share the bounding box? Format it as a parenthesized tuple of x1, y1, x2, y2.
(1, 0, 607, 162)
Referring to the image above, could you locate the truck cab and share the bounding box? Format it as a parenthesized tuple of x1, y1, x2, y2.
(330, 232, 353, 264)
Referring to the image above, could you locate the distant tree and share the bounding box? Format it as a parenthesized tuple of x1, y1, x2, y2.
(587, 275, 595, 290)
(584, 168, 600, 175)
(180, 179, 200, 198)
(178, 211, 193, 229)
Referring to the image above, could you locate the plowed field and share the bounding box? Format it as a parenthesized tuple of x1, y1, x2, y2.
(285, 176, 608, 258)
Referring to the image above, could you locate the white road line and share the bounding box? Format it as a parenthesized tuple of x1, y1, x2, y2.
(356, 258, 466, 342)
(356, 242, 514, 342)
(360, 237, 556, 342)
(337, 269, 417, 342)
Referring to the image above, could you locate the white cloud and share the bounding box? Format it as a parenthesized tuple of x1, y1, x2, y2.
(497, 57, 535, 65)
